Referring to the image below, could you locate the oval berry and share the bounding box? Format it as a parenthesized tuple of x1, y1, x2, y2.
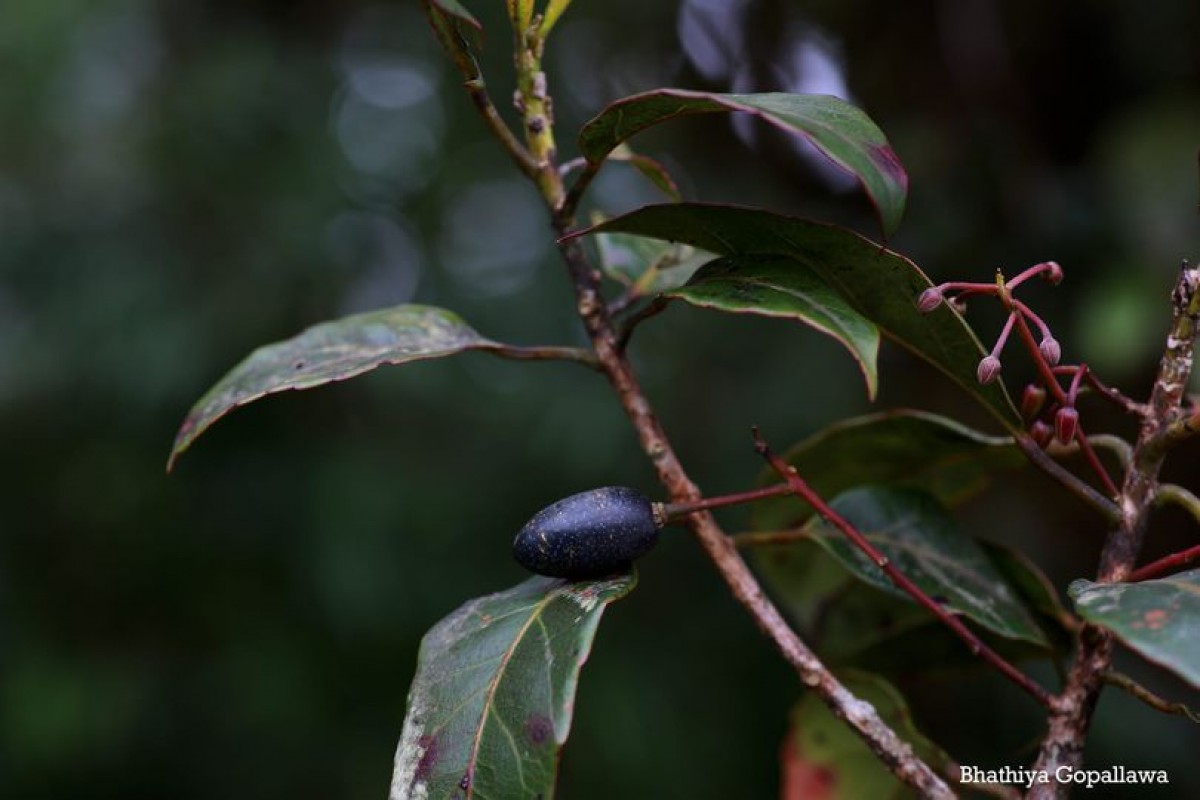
(512, 487, 660, 580)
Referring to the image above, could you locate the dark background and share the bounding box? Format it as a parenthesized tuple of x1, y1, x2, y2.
(2, 0, 1198, 797)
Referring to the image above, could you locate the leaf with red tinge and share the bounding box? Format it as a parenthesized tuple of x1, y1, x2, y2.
(169, 305, 501, 470)
(578, 90, 908, 235)
(666, 254, 880, 398)
(575, 204, 1020, 426)
(1070, 570, 1200, 689)
(390, 574, 636, 799)
(783, 671, 948, 800)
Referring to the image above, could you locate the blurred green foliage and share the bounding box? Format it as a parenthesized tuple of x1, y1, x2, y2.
(2, 0, 1198, 797)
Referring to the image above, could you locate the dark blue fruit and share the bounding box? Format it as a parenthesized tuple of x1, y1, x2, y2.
(513, 487, 660, 579)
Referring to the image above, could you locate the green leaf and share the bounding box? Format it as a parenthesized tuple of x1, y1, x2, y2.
(169, 305, 500, 470)
(667, 255, 880, 398)
(390, 574, 636, 800)
(782, 671, 949, 800)
(751, 539, 932, 662)
(985, 541, 1074, 637)
(751, 536, 1061, 674)
(806, 487, 1047, 645)
(426, 0, 484, 70)
(431, 0, 482, 31)
(540, 0, 573, 36)
(578, 90, 908, 235)
(576, 203, 1020, 426)
(753, 410, 1022, 529)
(1070, 570, 1200, 689)
(611, 149, 682, 201)
(592, 229, 711, 294)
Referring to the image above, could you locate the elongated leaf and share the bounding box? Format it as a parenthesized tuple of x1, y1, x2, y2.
(426, 0, 484, 72)
(612, 150, 682, 201)
(751, 538, 932, 661)
(169, 305, 500, 470)
(576, 204, 1020, 426)
(391, 574, 635, 799)
(782, 671, 948, 800)
(751, 535, 1060, 674)
(667, 255, 880, 397)
(540, 0, 573, 36)
(592, 229, 710, 294)
(985, 541, 1074, 635)
(1070, 570, 1200, 689)
(806, 487, 1047, 645)
(579, 91, 908, 235)
(753, 410, 1022, 529)
(431, 0, 481, 30)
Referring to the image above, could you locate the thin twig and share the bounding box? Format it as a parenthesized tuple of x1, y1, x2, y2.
(733, 530, 809, 548)
(1073, 434, 1132, 471)
(660, 482, 794, 521)
(561, 160, 603, 219)
(558, 156, 586, 177)
(554, 236, 953, 797)
(1129, 542, 1200, 582)
(440, 8, 956, 794)
(1014, 435, 1121, 521)
(1150, 404, 1200, 458)
(1084, 370, 1148, 417)
(484, 343, 602, 369)
(1010, 312, 1120, 498)
(424, 5, 541, 181)
(1154, 483, 1200, 525)
(1028, 262, 1200, 800)
(616, 296, 669, 351)
(606, 287, 642, 318)
(753, 428, 1054, 708)
(1103, 671, 1200, 722)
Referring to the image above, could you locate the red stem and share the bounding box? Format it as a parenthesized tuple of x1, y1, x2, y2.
(1066, 364, 1087, 406)
(753, 428, 1054, 708)
(990, 311, 1017, 358)
(1129, 544, 1200, 582)
(1013, 298, 1054, 341)
(1011, 312, 1120, 497)
(661, 482, 793, 521)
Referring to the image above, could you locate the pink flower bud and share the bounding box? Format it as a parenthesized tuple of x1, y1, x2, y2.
(1039, 337, 1061, 366)
(977, 355, 1002, 385)
(1021, 384, 1047, 422)
(917, 287, 943, 313)
(1030, 420, 1053, 448)
(1055, 406, 1079, 445)
(1041, 262, 1064, 285)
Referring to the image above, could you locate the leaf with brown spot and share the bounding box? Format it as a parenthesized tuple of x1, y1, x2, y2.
(1070, 569, 1200, 689)
(783, 671, 948, 799)
(390, 574, 636, 799)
